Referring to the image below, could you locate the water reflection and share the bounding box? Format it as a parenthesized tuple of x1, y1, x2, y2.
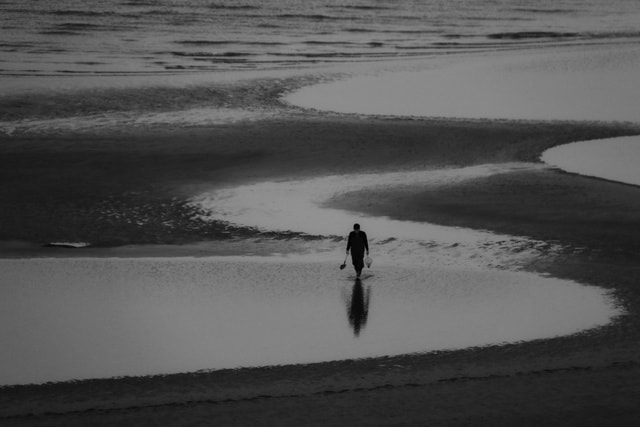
(347, 279, 371, 337)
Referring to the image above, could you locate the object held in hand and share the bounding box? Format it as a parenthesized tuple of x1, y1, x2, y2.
(340, 254, 348, 270)
(365, 256, 372, 268)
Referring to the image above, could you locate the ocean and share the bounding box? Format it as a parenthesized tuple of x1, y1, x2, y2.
(2, 0, 640, 77)
(2, 0, 639, 134)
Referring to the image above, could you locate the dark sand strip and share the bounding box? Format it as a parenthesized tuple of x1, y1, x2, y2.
(0, 117, 637, 250)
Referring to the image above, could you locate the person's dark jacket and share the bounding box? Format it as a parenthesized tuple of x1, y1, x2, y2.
(347, 230, 369, 257)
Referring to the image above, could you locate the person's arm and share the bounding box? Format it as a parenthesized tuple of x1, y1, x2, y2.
(346, 232, 352, 253)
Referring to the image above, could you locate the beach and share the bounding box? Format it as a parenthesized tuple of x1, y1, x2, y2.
(2, 105, 640, 424)
(2, 0, 640, 424)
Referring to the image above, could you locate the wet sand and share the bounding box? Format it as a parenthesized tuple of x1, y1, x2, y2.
(2, 113, 640, 424)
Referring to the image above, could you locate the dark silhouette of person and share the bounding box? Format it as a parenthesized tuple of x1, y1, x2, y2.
(346, 223, 369, 278)
(348, 279, 370, 337)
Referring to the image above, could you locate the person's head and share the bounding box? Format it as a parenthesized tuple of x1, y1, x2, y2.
(353, 223, 360, 230)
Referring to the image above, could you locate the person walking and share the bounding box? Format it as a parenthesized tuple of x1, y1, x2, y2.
(346, 223, 369, 278)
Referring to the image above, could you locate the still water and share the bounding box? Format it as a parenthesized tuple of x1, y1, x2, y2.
(542, 136, 640, 187)
(0, 256, 618, 386)
(286, 43, 640, 123)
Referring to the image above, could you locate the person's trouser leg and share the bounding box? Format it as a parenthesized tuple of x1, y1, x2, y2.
(352, 254, 364, 277)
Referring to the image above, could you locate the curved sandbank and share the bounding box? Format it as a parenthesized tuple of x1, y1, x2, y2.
(542, 136, 640, 187)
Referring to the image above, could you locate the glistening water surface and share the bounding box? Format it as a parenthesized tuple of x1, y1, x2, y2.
(0, 257, 618, 386)
(3, 0, 639, 76)
(189, 163, 563, 270)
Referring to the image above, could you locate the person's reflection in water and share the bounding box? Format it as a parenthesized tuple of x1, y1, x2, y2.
(348, 279, 370, 337)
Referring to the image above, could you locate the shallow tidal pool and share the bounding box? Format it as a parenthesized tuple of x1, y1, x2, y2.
(0, 256, 619, 386)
